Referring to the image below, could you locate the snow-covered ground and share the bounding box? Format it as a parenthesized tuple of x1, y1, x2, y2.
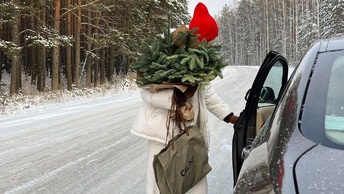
(0, 66, 259, 194)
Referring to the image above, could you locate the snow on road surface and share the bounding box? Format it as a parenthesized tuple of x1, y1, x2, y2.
(0, 66, 259, 194)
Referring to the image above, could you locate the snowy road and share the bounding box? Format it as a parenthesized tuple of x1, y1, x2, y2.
(0, 66, 258, 194)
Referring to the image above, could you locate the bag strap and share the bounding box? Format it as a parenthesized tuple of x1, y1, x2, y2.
(165, 91, 189, 151)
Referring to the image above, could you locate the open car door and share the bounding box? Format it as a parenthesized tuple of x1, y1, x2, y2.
(232, 51, 289, 185)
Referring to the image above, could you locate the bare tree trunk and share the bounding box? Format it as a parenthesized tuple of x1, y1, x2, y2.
(316, 0, 320, 39)
(100, 48, 105, 85)
(295, 0, 299, 58)
(10, 0, 21, 95)
(37, 46, 46, 91)
(28, 0, 37, 85)
(94, 12, 99, 87)
(37, 1, 47, 91)
(74, 0, 81, 88)
(265, 0, 269, 53)
(66, 0, 72, 90)
(0, 24, 2, 85)
(108, 47, 115, 82)
(22, 17, 29, 77)
(51, 0, 61, 91)
(86, 3, 92, 88)
(282, 0, 287, 55)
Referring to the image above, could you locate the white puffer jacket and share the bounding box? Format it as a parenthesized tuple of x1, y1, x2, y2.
(131, 84, 231, 146)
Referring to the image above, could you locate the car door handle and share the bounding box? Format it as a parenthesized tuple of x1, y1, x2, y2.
(241, 145, 252, 160)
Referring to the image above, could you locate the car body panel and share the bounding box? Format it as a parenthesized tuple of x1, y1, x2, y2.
(266, 42, 321, 193)
(319, 37, 344, 52)
(295, 145, 344, 193)
(233, 142, 274, 194)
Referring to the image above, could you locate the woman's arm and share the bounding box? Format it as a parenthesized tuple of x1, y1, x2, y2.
(204, 85, 232, 120)
(140, 88, 174, 110)
(205, 85, 238, 124)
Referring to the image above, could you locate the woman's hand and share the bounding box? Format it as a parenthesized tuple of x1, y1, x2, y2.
(224, 112, 238, 124)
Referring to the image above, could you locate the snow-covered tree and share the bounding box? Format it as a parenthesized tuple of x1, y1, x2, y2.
(0, 0, 189, 94)
(297, 1, 320, 57)
(320, 0, 344, 38)
(217, 0, 343, 66)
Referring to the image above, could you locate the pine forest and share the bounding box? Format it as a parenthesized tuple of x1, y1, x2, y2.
(217, 0, 344, 66)
(0, 0, 343, 95)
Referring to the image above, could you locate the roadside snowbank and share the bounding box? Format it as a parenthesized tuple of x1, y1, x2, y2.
(0, 75, 137, 116)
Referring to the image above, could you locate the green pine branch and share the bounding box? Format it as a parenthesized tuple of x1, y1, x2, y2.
(131, 28, 228, 86)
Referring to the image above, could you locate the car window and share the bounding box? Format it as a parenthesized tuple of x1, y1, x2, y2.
(325, 56, 344, 145)
(258, 61, 284, 106)
(302, 50, 344, 150)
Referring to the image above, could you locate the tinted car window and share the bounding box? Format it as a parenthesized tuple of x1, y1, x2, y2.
(301, 50, 344, 150)
(258, 62, 284, 106)
(325, 56, 344, 145)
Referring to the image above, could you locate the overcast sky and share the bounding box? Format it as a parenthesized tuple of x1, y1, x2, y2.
(188, 0, 234, 16)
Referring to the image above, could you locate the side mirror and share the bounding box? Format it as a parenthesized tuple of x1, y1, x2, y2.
(259, 87, 275, 103)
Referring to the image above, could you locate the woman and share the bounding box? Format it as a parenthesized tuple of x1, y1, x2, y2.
(131, 2, 238, 193)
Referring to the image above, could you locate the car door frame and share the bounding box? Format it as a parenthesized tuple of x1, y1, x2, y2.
(232, 50, 289, 185)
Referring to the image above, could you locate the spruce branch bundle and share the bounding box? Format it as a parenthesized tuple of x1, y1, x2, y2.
(131, 26, 228, 87)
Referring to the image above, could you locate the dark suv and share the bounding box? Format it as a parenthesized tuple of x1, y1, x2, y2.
(232, 37, 344, 194)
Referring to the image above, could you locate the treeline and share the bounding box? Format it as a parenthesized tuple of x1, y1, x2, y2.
(217, 0, 344, 66)
(1, 0, 344, 96)
(0, 0, 189, 95)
